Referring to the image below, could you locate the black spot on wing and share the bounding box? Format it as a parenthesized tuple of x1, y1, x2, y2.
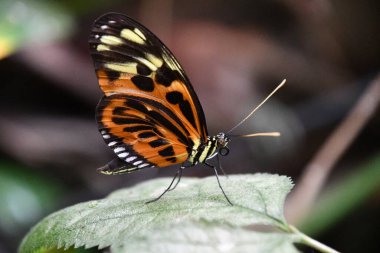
(131, 75, 154, 91)
(155, 64, 178, 87)
(123, 118, 150, 125)
(125, 99, 148, 112)
(105, 70, 120, 81)
(124, 125, 152, 132)
(179, 101, 196, 130)
(165, 92, 197, 131)
(149, 139, 168, 148)
(113, 107, 127, 116)
(113, 117, 131, 125)
(166, 157, 177, 163)
(138, 132, 156, 138)
(158, 146, 175, 157)
(166, 91, 183, 104)
(137, 63, 152, 75)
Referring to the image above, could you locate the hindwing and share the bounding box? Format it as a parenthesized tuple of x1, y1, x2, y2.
(96, 94, 193, 172)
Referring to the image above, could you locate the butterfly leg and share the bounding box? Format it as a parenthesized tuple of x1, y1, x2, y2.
(145, 167, 183, 204)
(204, 162, 233, 206)
(168, 166, 184, 191)
(216, 155, 228, 178)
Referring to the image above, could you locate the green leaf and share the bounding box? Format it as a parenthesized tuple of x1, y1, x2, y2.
(114, 221, 302, 253)
(20, 174, 295, 253)
(0, 161, 63, 236)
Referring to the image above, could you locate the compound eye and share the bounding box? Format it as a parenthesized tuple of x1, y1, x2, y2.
(219, 147, 230, 156)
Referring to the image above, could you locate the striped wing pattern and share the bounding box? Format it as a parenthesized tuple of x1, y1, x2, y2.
(90, 13, 208, 173)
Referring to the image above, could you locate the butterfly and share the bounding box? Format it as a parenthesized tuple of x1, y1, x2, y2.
(89, 12, 284, 205)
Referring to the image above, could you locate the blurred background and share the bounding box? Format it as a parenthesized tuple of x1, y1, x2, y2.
(0, 0, 379, 252)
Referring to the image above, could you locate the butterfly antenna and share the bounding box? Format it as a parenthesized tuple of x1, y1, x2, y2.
(230, 132, 281, 138)
(227, 79, 286, 134)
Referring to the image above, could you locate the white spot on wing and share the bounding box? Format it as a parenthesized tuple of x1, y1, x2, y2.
(103, 134, 110, 139)
(114, 147, 125, 153)
(108, 20, 116, 24)
(118, 152, 129, 158)
(108, 141, 117, 146)
(133, 160, 143, 166)
(101, 25, 108, 30)
(126, 156, 137, 162)
(138, 163, 149, 168)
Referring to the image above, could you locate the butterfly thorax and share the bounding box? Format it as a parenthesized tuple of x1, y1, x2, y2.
(187, 133, 230, 165)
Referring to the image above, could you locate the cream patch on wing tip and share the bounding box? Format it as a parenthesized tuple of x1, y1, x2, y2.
(133, 28, 146, 40)
(100, 35, 123, 45)
(146, 53, 163, 68)
(97, 44, 111, 51)
(136, 57, 158, 71)
(121, 29, 145, 44)
(105, 62, 138, 73)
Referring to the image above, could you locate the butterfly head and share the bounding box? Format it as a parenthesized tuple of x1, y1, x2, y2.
(216, 132, 231, 156)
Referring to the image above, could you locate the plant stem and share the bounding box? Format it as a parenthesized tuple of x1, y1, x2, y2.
(288, 225, 340, 253)
(286, 74, 380, 223)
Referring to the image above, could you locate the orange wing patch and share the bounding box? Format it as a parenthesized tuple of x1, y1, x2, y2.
(98, 95, 190, 167)
(97, 69, 204, 145)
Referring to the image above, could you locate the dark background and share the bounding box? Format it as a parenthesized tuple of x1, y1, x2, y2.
(0, 0, 379, 252)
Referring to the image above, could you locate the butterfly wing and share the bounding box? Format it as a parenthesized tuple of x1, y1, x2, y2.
(96, 94, 193, 173)
(90, 13, 208, 173)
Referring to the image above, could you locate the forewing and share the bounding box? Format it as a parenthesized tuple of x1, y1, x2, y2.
(89, 12, 208, 141)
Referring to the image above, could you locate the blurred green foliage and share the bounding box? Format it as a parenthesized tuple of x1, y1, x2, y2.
(0, 0, 74, 58)
(0, 0, 126, 58)
(0, 161, 63, 237)
(300, 153, 380, 235)
(57, 0, 121, 15)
